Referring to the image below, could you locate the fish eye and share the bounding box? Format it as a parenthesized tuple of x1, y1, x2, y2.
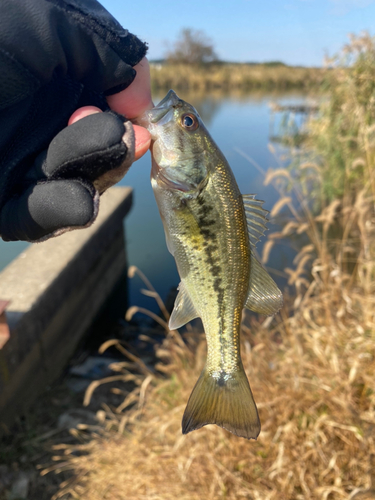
(181, 113, 199, 131)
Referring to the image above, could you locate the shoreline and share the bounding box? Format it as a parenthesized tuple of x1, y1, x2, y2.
(150, 62, 328, 92)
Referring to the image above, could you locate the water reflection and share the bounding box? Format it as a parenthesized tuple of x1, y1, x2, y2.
(124, 90, 314, 314)
(0, 91, 314, 316)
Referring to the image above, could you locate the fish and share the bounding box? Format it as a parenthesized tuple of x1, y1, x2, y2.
(141, 90, 283, 439)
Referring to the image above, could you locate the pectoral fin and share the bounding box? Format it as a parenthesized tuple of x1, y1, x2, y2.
(246, 252, 283, 315)
(163, 224, 176, 255)
(169, 281, 199, 330)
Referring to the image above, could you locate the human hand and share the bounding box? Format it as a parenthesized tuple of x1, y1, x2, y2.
(69, 57, 153, 167)
(0, 0, 152, 243)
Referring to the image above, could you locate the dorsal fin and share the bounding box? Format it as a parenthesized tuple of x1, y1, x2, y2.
(169, 281, 199, 330)
(241, 194, 269, 248)
(242, 194, 283, 315)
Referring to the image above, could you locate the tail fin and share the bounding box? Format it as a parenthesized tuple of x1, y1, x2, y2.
(182, 367, 260, 440)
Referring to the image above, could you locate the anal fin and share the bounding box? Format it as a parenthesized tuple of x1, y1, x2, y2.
(246, 252, 283, 315)
(241, 194, 283, 314)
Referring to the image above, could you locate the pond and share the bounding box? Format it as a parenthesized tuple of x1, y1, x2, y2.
(0, 91, 316, 314)
(122, 90, 315, 313)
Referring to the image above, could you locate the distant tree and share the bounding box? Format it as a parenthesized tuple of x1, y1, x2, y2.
(166, 28, 218, 65)
(263, 61, 287, 67)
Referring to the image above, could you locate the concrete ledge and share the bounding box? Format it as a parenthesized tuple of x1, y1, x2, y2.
(0, 186, 132, 429)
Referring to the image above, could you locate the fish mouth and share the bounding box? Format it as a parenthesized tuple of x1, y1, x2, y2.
(156, 89, 180, 108)
(134, 90, 182, 130)
(148, 90, 182, 123)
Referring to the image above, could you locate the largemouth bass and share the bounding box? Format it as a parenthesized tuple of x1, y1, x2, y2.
(142, 90, 283, 439)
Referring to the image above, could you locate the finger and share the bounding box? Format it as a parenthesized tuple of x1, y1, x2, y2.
(68, 107, 151, 160)
(106, 57, 154, 119)
(133, 124, 151, 160)
(45, 112, 134, 194)
(68, 106, 102, 125)
(0, 179, 98, 242)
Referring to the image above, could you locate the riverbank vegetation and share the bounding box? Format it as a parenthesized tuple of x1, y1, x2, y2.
(150, 62, 326, 92)
(150, 27, 326, 91)
(8, 34, 375, 499)
(49, 233, 375, 499)
(46, 155, 375, 499)
(307, 33, 375, 202)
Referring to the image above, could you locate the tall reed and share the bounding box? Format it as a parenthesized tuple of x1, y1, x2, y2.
(47, 162, 374, 497)
(44, 35, 375, 500)
(150, 63, 326, 92)
(307, 32, 375, 203)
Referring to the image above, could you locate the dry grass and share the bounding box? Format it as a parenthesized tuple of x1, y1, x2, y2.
(305, 32, 375, 202)
(44, 294, 375, 499)
(42, 34, 375, 500)
(44, 171, 375, 499)
(150, 63, 326, 92)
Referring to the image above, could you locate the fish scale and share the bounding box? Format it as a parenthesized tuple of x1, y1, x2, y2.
(142, 90, 283, 439)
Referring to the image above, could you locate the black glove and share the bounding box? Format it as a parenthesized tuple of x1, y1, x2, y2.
(0, 0, 148, 242)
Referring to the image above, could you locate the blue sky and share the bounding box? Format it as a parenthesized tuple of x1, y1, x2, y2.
(101, 0, 375, 66)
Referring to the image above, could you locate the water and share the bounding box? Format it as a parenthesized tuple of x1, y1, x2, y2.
(0, 91, 313, 314)
(0, 240, 30, 271)
(122, 90, 314, 313)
